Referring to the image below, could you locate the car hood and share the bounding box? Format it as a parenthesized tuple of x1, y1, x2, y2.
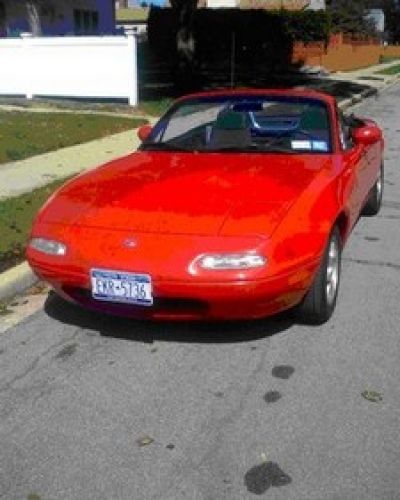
(38, 151, 331, 237)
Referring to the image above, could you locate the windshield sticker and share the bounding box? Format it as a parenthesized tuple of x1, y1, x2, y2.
(312, 141, 328, 152)
(292, 140, 312, 150)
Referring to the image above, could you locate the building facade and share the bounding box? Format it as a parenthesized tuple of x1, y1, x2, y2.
(203, 0, 325, 9)
(0, 0, 115, 37)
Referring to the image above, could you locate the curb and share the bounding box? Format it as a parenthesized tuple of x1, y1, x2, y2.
(0, 262, 37, 302)
(0, 104, 151, 121)
(0, 82, 395, 302)
(339, 87, 378, 111)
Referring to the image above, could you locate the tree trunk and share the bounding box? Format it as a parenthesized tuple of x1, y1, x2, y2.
(26, 1, 42, 36)
(170, 0, 198, 91)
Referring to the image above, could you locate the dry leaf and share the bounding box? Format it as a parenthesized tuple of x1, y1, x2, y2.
(361, 390, 383, 403)
(137, 435, 154, 447)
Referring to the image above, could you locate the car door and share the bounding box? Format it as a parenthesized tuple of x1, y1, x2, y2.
(360, 120, 382, 192)
(338, 112, 369, 228)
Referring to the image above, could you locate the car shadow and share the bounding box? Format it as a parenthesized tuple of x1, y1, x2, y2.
(44, 291, 295, 344)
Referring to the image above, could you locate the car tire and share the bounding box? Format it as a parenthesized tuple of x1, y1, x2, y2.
(296, 226, 342, 325)
(362, 163, 384, 216)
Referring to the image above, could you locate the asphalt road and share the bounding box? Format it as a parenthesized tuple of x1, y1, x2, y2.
(1, 85, 400, 500)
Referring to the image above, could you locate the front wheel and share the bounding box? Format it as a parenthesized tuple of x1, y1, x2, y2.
(296, 227, 342, 325)
(362, 163, 384, 216)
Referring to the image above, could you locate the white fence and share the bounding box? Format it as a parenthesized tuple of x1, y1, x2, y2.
(0, 32, 138, 106)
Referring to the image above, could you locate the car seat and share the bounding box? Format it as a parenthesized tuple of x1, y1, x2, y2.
(298, 107, 329, 141)
(209, 110, 252, 149)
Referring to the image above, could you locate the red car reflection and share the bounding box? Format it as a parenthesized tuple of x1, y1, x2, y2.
(27, 90, 384, 323)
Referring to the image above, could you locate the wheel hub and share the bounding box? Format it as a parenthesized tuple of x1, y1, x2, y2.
(376, 169, 383, 202)
(326, 238, 339, 305)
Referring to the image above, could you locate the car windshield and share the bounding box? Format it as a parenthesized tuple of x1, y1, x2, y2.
(140, 95, 332, 154)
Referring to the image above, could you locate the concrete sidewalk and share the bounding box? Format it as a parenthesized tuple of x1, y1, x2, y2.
(0, 119, 155, 200)
(325, 60, 400, 105)
(291, 59, 400, 113)
(333, 60, 400, 87)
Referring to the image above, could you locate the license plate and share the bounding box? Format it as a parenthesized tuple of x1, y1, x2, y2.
(91, 269, 153, 306)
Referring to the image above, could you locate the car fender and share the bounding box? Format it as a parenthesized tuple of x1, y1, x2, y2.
(266, 164, 344, 277)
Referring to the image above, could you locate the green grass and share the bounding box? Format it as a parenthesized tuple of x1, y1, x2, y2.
(0, 300, 12, 315)
(27, 494, 41, 500)
(0, 111, 147, 164)
(376, 64, 400, 75)
(0, 178, 72, 273)
(379, 55, 400, 64)
(137, 98, 173, 117)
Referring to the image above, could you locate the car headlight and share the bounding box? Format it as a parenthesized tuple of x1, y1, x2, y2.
(29, 238, 67, 256)
(197, 253, 267, 270)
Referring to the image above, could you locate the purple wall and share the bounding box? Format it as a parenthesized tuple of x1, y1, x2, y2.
(1, 0, 115, 37)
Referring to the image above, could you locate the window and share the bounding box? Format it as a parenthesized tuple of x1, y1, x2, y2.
(83, 10, 90, 31)
(0, 2, 6, 36)
(142, 95, 333, 154)
(92, 11, 99, 32)
(338, 110, 354, 151)
(74, 9, 99, 35)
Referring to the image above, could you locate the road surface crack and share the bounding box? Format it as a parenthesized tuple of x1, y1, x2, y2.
(383, 200, 400, 211)
(0, 329, 80, 395)
(162, 346, 271, 497)
(344, 257, 400, 271)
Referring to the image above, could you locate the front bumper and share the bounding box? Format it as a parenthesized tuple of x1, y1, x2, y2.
(28, 256, 319, 321)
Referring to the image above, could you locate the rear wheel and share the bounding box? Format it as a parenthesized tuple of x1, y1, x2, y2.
(362, 163, 384, 216)
(296, 226, 342, 325)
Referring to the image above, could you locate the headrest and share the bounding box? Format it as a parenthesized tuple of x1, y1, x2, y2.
(299, 107, 328, 130)
(215, 110, 247, 130)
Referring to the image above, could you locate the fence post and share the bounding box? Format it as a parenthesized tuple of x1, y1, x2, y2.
(230, 31, 236, 89)
(21, 33, 33, 100)
(125, 28, 138, 106)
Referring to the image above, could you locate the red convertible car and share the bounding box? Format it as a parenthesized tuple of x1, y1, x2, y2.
(26, 90, 384, 324)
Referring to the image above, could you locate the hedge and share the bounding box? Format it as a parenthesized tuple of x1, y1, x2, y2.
(148, 7, 331, 67)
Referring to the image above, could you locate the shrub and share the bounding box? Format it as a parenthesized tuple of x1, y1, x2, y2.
(148, 7, 330, 65)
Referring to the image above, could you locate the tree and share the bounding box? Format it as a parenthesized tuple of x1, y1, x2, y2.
(374, 0, 400, 42)
(326, 0, 376, 35)
(25, 0, 42, 36)
(169, 0, 198, 90)
(15, 0, 55, 36)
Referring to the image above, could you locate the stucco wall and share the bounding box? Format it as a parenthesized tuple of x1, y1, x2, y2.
(382, 45, 400, 59)
(293, 41, 381, 72)
(293, 35, 400, 72)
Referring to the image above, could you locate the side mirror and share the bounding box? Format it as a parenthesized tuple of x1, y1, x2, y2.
(137, 124, 153, 142)
(352, 124, 382, 146)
